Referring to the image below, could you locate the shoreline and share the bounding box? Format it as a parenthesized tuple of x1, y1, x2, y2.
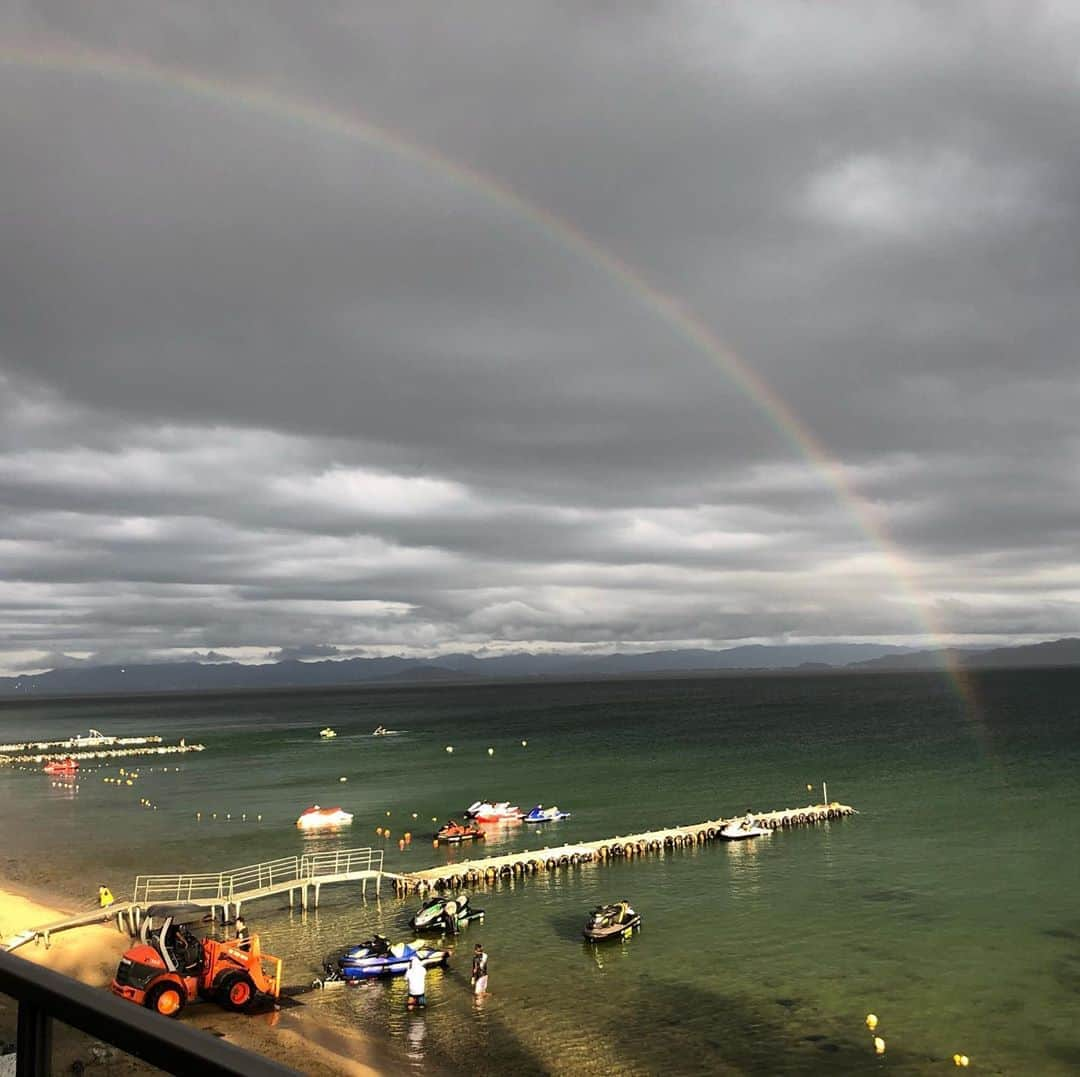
(0, 881, 389, 1076)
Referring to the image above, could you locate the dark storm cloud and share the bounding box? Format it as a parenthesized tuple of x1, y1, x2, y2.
(1, 2, 1078, 671)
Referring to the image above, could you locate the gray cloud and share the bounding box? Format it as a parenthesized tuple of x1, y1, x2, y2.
(1, 2, 1078, 673)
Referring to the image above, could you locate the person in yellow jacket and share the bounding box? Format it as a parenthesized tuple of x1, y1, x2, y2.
(98, 884, 115, 908)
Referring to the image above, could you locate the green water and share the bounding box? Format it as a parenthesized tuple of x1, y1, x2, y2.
(2, 670, 1079, 1074)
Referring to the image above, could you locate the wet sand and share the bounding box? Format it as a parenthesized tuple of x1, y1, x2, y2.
(0, 881, 386, 1075)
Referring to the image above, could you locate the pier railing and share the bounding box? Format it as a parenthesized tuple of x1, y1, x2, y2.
(303, 847, 383, 879)
(132, 848, 384, 905)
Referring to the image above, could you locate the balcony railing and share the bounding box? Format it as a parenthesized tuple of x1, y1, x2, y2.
(0, 950, 299, 1076)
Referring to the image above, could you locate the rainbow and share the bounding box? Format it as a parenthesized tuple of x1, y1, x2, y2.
(0, 37, 977, 711)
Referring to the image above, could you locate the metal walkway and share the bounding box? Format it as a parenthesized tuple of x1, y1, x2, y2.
(132, 847, 389, 919)
(5, 848, 393, 952)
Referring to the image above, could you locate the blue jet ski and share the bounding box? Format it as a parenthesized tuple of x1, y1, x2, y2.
(523, 804, 571, 823)
(332, 935, 449, 980)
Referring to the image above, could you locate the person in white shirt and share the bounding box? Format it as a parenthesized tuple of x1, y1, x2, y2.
(406, 956, 427, 1008)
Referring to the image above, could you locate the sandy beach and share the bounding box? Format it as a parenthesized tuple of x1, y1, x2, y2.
(0, 882, 386, 1076)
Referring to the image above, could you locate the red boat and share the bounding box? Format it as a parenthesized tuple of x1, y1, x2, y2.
(43, 757, 79, 775)
(435, 820, 485, 844)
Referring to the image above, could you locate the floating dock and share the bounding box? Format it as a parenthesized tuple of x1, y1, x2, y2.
(0, 743, 205, 767)
(392, 801, 856, 897)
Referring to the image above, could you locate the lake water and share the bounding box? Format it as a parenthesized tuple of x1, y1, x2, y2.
(2, 669, 1078, 1074)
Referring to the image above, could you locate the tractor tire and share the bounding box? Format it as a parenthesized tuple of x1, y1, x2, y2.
(146, 981, 186, 1019)
(218, 970, 257, 1013)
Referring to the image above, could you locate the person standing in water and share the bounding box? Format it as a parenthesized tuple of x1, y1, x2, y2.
(406, 955, 427, 1008)
(471, 943, 489, 996)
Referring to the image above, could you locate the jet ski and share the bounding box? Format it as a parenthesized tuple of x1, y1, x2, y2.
(720, 816, 768, 840)
(436, 820, 485, 844)
(410, 893, 485, 933)
(583, 901, 641, 941)
(465, 800, 522, 822)
(523, 805, 571, 823)
(331, 936, 449, 980)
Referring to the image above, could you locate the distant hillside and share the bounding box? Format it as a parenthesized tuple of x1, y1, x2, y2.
(4, 639, 1072, 698)
(849, 637, 1080, 672)
(0, 643, 915, 697)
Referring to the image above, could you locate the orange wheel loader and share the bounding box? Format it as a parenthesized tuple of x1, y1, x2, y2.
(110, 903, 281, 1018)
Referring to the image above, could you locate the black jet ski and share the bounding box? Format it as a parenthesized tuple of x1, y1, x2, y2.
(583, 900, 640, 941)
(410, 893, 485, 933)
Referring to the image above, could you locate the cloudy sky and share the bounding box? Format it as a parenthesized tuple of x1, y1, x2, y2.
(1, 2, 1078, 674)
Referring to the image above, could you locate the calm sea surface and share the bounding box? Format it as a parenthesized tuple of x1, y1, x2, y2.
(2, 670, 1079, 1075)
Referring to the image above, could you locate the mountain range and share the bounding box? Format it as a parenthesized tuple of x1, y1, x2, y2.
(1, 638, 1078, 697)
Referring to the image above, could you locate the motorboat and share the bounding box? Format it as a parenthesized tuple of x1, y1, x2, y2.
(523, 805, 571, 823)
(410, 893, 485, 933)
(435, 820, 485, 844)
(67, 729, 116, 748)
(43, 757, 80, 775)
(331, 937, 449, 980)
(372, 726, 389, 736)
(465, 800, 522, 822)
(583, 901, 641, 941)
(296, 805, 354, 829)
(720, 816, 768, 840)
(319, 727, 337, 739)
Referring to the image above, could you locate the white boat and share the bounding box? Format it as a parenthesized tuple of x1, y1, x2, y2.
(296, 804, 353, 829)
(465, 800, 523, 822)
(720, 818, 768, 840)
(319, 727, 337, 739)
(67, 728, 116, 748)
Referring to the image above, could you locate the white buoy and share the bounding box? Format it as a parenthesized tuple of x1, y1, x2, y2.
(445, 746, 454, 753)
(521, 740, 527, 747)
(487, 747, 494, 756)
(340, 776, 347, 782)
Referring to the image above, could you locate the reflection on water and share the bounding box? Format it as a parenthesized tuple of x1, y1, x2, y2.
(46, 776, 80, 800)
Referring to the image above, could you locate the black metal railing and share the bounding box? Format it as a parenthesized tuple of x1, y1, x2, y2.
(0, 951, 299, 1076)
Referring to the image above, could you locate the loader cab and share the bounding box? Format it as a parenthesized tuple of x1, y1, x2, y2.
(137, 903, 212, 976)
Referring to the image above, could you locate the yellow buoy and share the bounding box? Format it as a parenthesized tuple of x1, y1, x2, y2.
(404, 832, 412, 842)
(376, 826, 383, 836)
(432, 839, 439, 848)
(386, 810, 391, 816)
(873, 1037, 886, 1055)
(398, 839, 405, 850)
(953, 1054, 970, 1068)
(865, 1014, 878, 1030)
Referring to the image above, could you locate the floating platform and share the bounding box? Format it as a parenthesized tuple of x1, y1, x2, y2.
(0, 743, 205, 767)
(392, 802, 856, 897)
